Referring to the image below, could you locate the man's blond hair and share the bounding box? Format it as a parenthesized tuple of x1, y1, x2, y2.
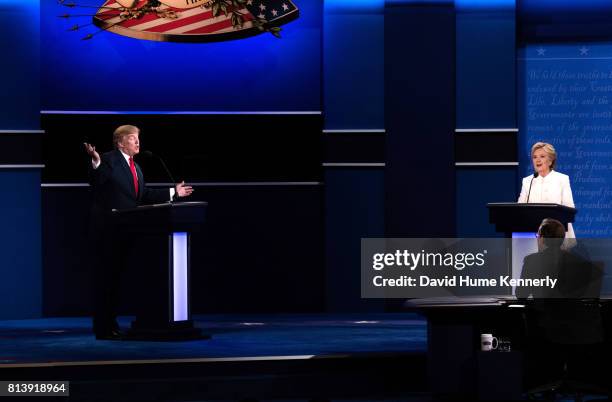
(113, 125, 139, 148)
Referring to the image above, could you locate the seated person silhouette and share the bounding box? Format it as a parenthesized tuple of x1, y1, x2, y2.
(518, 218, 605, 391)
(517, 218, 600, 301)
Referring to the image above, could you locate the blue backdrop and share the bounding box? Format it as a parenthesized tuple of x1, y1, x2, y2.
(518, 43, 612, 237)
(41, 0, 321, 111)
(0, 0, 42, 319)
(1, 0, 40, 128)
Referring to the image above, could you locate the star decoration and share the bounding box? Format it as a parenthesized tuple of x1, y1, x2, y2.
(579, 46, 589, 55)
(282, 3, 288, 10)
(271, 9, 278, 16)
(259, 3, 266, 10)
(536, 47, 546, 56)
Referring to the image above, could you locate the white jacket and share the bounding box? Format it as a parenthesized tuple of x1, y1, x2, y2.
(517, 170, 576, 238)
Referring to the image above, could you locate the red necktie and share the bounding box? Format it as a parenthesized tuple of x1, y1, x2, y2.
(129, 157, 139, 197)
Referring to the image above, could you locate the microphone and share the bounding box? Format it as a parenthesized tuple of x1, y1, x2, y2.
(526, 172, 538, 203)
(141, 150, 176, 184)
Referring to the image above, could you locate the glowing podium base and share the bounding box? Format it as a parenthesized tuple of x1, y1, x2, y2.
(113, 201, 208, 341)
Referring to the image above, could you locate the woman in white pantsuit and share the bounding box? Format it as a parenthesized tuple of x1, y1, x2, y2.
(517, 142, 576, 239)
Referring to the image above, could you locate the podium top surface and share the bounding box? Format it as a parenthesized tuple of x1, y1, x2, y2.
(113, 201, 208, 215)
(111, 201, 207, 233)
(487, 202, 576, 212)
(487, 202, 577, 233)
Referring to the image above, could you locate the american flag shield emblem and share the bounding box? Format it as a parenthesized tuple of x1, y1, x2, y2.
(90, 0, 299, 42)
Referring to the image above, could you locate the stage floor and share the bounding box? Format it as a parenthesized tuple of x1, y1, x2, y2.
(0, 314, 427, 401)
(0, 313, 426, 364)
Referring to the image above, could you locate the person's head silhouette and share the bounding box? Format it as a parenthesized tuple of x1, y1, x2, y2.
(537, 218, 565, 250)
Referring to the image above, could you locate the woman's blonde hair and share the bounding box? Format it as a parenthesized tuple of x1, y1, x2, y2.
(113, 125, 139, 148)
(531, 142, 557, 170)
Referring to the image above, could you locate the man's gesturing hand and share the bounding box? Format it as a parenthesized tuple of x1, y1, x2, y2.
(84, 143, 100, 166)
(175, 181, 194, 198)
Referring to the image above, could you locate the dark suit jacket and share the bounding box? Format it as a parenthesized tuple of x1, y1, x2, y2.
(519, 247, 604, 344)
(517, 247, 599, 299)
(87, 150, 171, 331)
(89, 149, 170, 225)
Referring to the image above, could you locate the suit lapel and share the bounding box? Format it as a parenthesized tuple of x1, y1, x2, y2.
(114, 150, 138, 199)
(135, 163, 144, 201)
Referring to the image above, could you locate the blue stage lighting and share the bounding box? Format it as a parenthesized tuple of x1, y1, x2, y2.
(385, 0, 452, 5)
(325, 0, 384, 12)
(455, 0, 514, 10)
(522, 0, 612, 10)
(0, 0, 38, 7)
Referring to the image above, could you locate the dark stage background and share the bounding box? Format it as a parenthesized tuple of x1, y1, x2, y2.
(2, 0, 612, 319)
(40, 113, 325, 316)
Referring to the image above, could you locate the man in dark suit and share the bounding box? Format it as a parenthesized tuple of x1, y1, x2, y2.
(84, 125, 193, 340)
(516, 218, 598, 300)
(519, 219, 604, 389)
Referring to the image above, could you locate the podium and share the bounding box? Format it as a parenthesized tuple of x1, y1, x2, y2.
(112, 201, 208, 340)
(487, 202, 577, 283)
(487, 202, 577, 237)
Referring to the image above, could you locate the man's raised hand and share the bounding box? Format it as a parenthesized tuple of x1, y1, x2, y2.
(175, 181, 194, 198)
(84, 142, 100, 165)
